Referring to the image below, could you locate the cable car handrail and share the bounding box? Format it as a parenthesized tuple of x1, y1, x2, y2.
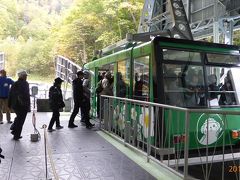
(101, 95, 240, 115)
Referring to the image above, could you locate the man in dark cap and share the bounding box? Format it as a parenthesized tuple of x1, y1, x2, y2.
(68, 71, 84, 128)
(47, 77, 65, 132)
(8, 70, 30, 140)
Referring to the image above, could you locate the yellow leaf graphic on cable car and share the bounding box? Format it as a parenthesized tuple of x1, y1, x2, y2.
(139, 107, 154, 138)
(144, 113, 149, 128)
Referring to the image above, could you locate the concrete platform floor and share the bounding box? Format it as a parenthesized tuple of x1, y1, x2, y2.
(0, 112, 181, 180)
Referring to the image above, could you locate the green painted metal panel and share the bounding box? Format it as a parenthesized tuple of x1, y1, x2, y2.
(84, 37, 240, 151)
(164, 108, 240, 150)
(84, 42, 152, 69)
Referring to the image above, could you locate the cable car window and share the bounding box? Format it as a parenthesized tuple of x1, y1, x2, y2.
(117, 60, 130, 98)
(207, 53, 240, 65)
(163, 49, 201, 62)
(206, 66, 240, 107)
(98, 63, 114, 96)
(163, 64, 206, 107)
(133, 56, 149, 101)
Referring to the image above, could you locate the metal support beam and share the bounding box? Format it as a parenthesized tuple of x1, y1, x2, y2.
(213, 22, 220, 43)
(219, 19, 234, 44)
(168, 0, 193, 40)
(186, 0, 191, 21)
(101, 0, 240, 57)
(138, 0, 155, 33)
(213, 0, 220, 43)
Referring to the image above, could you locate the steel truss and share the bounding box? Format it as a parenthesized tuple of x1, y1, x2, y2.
(139, 0, 240, 44)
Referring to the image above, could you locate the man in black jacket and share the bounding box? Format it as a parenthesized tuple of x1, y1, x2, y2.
(48, 77, 65, 132)
(68, 71, 84, 128)
(8, 70, 30, 140)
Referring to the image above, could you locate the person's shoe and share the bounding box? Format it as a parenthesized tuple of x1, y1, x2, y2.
(0, 122, 3, 124)
(8, 121, 13, 124)
(89, 123, 95, 127)
(68, 124, 78, 128)
(86, 125, 93, 129)
(86, 123, 95, 129)
(47, 129, 56, 132)
(56, 125, 63, 129)
(13, 136, 22, 140)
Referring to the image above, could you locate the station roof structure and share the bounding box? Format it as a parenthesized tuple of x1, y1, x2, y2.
(138, 0, 240, 43)
(100, 0, 240, 56)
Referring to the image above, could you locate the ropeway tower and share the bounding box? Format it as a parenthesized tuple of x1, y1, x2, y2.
(139, 0, 240, 44)
(138, 0, 193, 40)
(100, 0, 194, 56)
(100, 0, 240, 56)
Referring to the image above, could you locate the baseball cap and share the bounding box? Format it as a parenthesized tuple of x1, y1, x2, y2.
(76, 70, 84, 76)
(17, 70, 28, 78)
(54, 77, 64, 84)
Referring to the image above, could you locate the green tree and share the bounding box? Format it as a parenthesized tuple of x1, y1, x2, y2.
(0, 0, 144, 79)
(0, 0, 70, 79)
(53, 0, 144, 64)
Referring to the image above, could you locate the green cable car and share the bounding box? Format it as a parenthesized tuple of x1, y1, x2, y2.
(84, 36, 240, 150)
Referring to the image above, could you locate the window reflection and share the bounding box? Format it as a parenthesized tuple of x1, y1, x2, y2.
(162, 64, 240, 107)
(207, 53, 240, 64)
(133, 56, 149, 101)
(117, 60, 129, 97)
(206, 67, 239, 107)
(161, 49, 240, 108)
(163, 49, 201, 62)
(163, 64, 205, 107)
(97, 64, 114, 96)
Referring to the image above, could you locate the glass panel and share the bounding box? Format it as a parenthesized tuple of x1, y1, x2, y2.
(207, 54, 240, 65)
(102, 64, 114, 95)
(206, 66, 240, 107)
(163, 64, 206, 107)
(98, 64, 114, 81)
(163, 49, 201, 62)
(117, 60, 130, 97)
(133, 56, 149, 101)
(96, 64, 114, 118)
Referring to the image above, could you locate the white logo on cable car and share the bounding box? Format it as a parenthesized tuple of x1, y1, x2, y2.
(197, 114, 224, 145)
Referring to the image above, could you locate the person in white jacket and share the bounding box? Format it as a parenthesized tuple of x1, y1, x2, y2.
(82, 70, 94, 129)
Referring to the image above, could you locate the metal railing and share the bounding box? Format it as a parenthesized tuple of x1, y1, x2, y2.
(30, 89, 73, 112)
(100, 95, 240, 180)
(42, 124, 59, 180)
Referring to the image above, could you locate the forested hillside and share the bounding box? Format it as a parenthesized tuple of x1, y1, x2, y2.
(0, 0, 144, 79)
